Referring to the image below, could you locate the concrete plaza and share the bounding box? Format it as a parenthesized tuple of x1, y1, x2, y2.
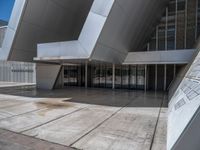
(0, 84, 167, 150)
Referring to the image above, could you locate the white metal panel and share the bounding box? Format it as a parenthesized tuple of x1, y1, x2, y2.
(37, 41, 89, 59)
(78, 12, 106, 55)
(92, 0, 169, 63)
(168, 41, 200, 149)
(124, 50, 195, 64)
(36, 0, 113, 61)
(1, 0, 93, 62)
(60, 41, 88, 58)
(90, 0, 114, 17)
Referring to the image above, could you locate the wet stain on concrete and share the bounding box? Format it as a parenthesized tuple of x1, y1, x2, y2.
(35, 98, 73, 116)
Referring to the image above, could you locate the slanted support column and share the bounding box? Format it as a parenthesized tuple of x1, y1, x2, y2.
(36, 63, 61, 90)
(112, 64, 115, 89)
(85, 62, 88, 88)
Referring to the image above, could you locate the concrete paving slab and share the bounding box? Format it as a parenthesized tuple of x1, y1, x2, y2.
(151, 108, 167, 150)
(0, 99, 27, 108)
(0, 88, 167, 150)
(73, 107, 160, 150)
(24, 105, 120, 146)
(0, 99, 88, 132)
(0, 102, 44, 120)
(0, 129, 74, 150)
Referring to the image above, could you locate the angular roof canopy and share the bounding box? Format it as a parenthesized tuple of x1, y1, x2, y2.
(0, 0, 169, 63)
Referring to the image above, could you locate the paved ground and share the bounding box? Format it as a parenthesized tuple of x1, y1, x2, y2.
(0, 85, 168, 150)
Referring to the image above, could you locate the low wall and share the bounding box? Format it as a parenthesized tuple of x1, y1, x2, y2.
(0, 61, 36, 83)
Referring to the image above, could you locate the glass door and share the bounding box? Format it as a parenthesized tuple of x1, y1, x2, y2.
(137, 65, 145, 90)
(64, 66, 78, 87)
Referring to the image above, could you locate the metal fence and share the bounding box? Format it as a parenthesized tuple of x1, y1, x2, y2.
(0, 61, 36, 83)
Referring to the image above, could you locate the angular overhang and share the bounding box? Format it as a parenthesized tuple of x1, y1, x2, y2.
(0, 0, 169, 63)
(0, 0, 94, 62)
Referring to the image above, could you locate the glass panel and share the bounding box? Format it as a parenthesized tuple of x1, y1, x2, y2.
(166, 65, 174, 89)
(197, 0, 200, 38)
(157, 65, 164, 91)
(92, 65, 100, 87)
(149, 31, 157, 51)
(158, 11, 166, 50)
(186, 0, 196, 48)
(99, 64, 106, 88)
(130, 65, 137, 89)
(80, 65, 85, 87)
(167, 0, 176, 50)
(64, 66, 78, 86)
(176, 0, 186, 49)
(106, 64, 112, 88)
(148, 65, 155, 90)
(122, 65, 129, 89)
(115, 65, 122, 89)
(137, 65, 145, 90)
(167, 25, 176, 49)
(158, 26, 166, 50)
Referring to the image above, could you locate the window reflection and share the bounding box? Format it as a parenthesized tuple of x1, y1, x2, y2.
(130, 66, 137, 89)
(106, 65, 112, 88)
(122, 65, 129, 89)
(137, 65, 145, 90)
(115, 65, 122, 89)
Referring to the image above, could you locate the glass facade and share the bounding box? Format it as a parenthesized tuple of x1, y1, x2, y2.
(63, 65, 85, 87)
(62, 0, 195, 92)
(197, 0, 200, 37)
(148, 0, 200, 51)
(63, 64, 182, 91)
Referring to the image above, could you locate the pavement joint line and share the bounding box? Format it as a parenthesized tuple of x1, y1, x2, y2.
(69, 95, 141, 147)
(0, 105, 46, 121)
(149, 94, 166, 150)
(20, 105, 90, 134)
(0, 128, 79, 150)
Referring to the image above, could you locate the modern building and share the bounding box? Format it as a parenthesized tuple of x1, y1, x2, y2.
(0, 19, 35, 83)
(1, 0, 200, 149)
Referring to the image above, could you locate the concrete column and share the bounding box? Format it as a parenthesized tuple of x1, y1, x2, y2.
(85, 62, 88, 88)
(112, 64, 115, 89)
